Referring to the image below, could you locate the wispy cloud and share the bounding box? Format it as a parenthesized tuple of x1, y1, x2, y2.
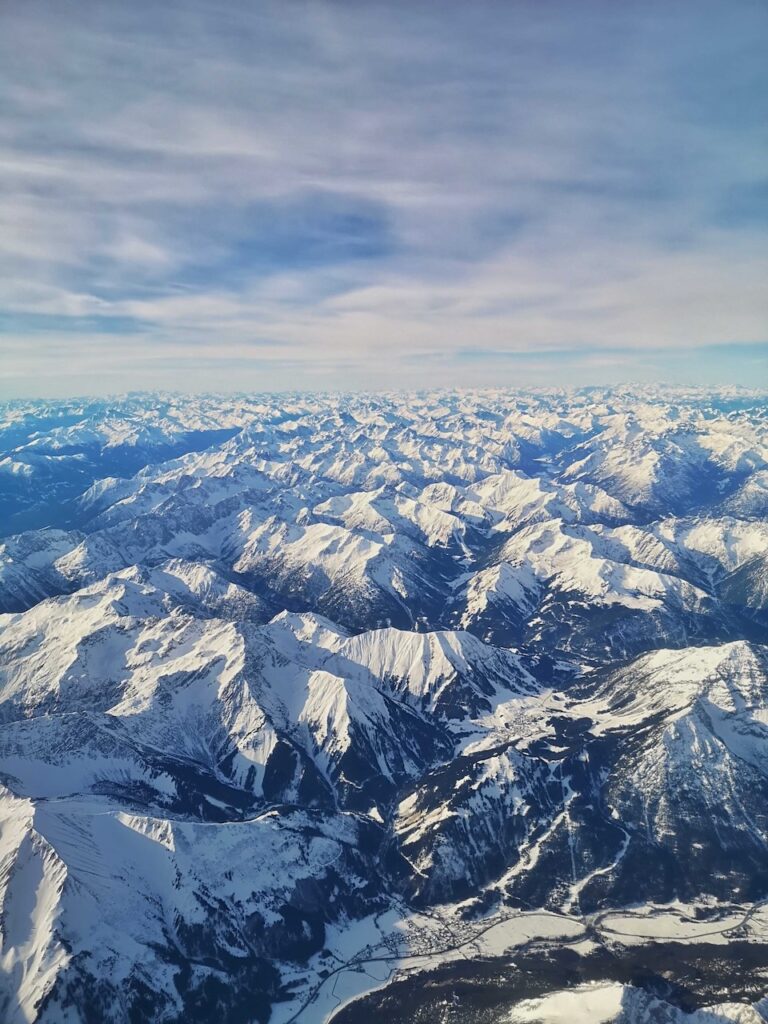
(0, 0, 766, 395)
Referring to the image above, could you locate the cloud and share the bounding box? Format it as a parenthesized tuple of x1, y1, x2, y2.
(0, 0, 766, 395)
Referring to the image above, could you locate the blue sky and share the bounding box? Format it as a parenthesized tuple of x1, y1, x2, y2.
(0, 0, 766, 396)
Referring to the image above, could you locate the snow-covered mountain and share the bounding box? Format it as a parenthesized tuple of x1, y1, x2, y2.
(0, 387, 766, 1023)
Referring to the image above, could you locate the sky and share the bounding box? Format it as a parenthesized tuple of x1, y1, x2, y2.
(1, 0, 766, 397)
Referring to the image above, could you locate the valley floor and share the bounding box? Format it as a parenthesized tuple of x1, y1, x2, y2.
(274, 899, 768, 1023)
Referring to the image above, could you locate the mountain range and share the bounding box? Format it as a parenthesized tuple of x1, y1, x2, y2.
(1, 386, 767, 1023)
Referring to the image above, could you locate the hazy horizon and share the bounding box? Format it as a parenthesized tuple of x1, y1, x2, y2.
(5, 377, 768, 405)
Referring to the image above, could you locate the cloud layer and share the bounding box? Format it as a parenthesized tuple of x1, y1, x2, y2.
(1, 0, 766, 395)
